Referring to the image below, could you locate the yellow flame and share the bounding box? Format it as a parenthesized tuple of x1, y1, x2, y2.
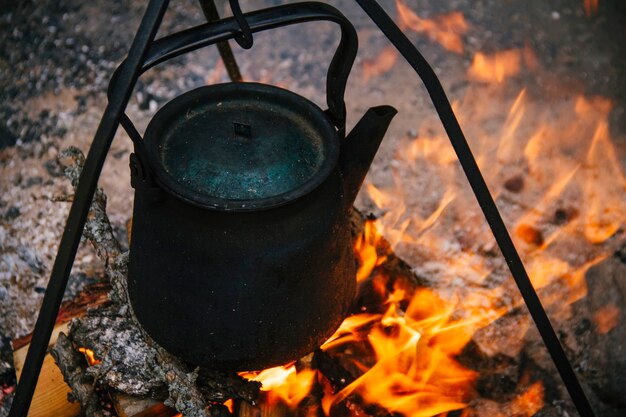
(240, 364, 316, 408)
(354, 219, 389, 282)
(469, 50, 521, 83)
(77, 347, 101, 366)
(468, 46, 538, 84)
(322, 289, 479, 417)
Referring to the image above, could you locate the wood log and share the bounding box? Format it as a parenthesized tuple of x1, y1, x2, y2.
(11, 282, 110, 417)
(110, 393, 177, 417)
(49, 333, 103, 417)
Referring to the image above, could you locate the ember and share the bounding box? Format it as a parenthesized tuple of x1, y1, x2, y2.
(593, 305, 620, 334)
(584, 0, 599, 17)
(77, 347, 100, 366)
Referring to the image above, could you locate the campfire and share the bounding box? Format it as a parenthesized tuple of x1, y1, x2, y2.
(2, 0, 625, 417)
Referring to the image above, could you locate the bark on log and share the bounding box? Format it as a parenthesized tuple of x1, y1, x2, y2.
(57, 147, 121, 269)
(11, 282, 111, 417)
(49, 332, 103, 417)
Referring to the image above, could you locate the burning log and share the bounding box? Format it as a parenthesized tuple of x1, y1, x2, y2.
(10, 281, 111, 417)
(49, 333, 103, 417)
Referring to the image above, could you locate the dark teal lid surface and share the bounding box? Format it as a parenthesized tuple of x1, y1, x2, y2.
(143, 83, 339, 211)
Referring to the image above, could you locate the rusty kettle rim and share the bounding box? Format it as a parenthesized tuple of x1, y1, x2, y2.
(142, 82, 340, 212)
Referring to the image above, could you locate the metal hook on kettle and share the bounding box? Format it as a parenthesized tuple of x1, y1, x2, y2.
(229, 0, 253, 49)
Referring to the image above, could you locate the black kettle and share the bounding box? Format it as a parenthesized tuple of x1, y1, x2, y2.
(118, 2, 397, 371)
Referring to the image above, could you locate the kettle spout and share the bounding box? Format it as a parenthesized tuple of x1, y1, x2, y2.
(340, 105, 397, 207)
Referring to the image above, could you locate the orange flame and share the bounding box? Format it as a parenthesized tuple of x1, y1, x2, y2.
(231, 16, 624, 415)
(510, 381, 545, 416)
(584, 0, 599, 16)
(354, 219, 389, 282)
(396, 0, 468, 54)
(468, 46, 538, 84)
(582, 109, 626, 244)
(240, 364, 316, 408)
(77, 347, 101, 366)
(594, 305, 620, 334)
(363, 46, 399, 83)
(321, 289, 479, 417)
(354, 64, 625, 415)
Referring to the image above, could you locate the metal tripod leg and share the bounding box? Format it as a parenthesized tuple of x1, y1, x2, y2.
(199, 0, 243, 82)
(352, 1, 596, 416)
(7, 1, 170, 416)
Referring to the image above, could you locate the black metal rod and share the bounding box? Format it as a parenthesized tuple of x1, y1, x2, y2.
(7, 2, 170, 416)
(352, 1, 595, 416)
(228, 0, 254, 49)
(198, 0, 243, 81)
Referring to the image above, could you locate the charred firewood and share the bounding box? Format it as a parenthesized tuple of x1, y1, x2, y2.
(49, 332, 104, 417)
(196, 369, 261, 405)
(313, 350, 354, 392)
(313, 350, 393, 417)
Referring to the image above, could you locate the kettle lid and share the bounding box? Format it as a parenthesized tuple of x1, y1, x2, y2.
(143, 82, 339, 211)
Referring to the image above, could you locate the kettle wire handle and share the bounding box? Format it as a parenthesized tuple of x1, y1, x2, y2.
(109, 1, 358, 165)
(228, 0, 254, 49)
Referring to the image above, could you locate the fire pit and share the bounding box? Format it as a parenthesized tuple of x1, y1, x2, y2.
(1, 0, 625, 417)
